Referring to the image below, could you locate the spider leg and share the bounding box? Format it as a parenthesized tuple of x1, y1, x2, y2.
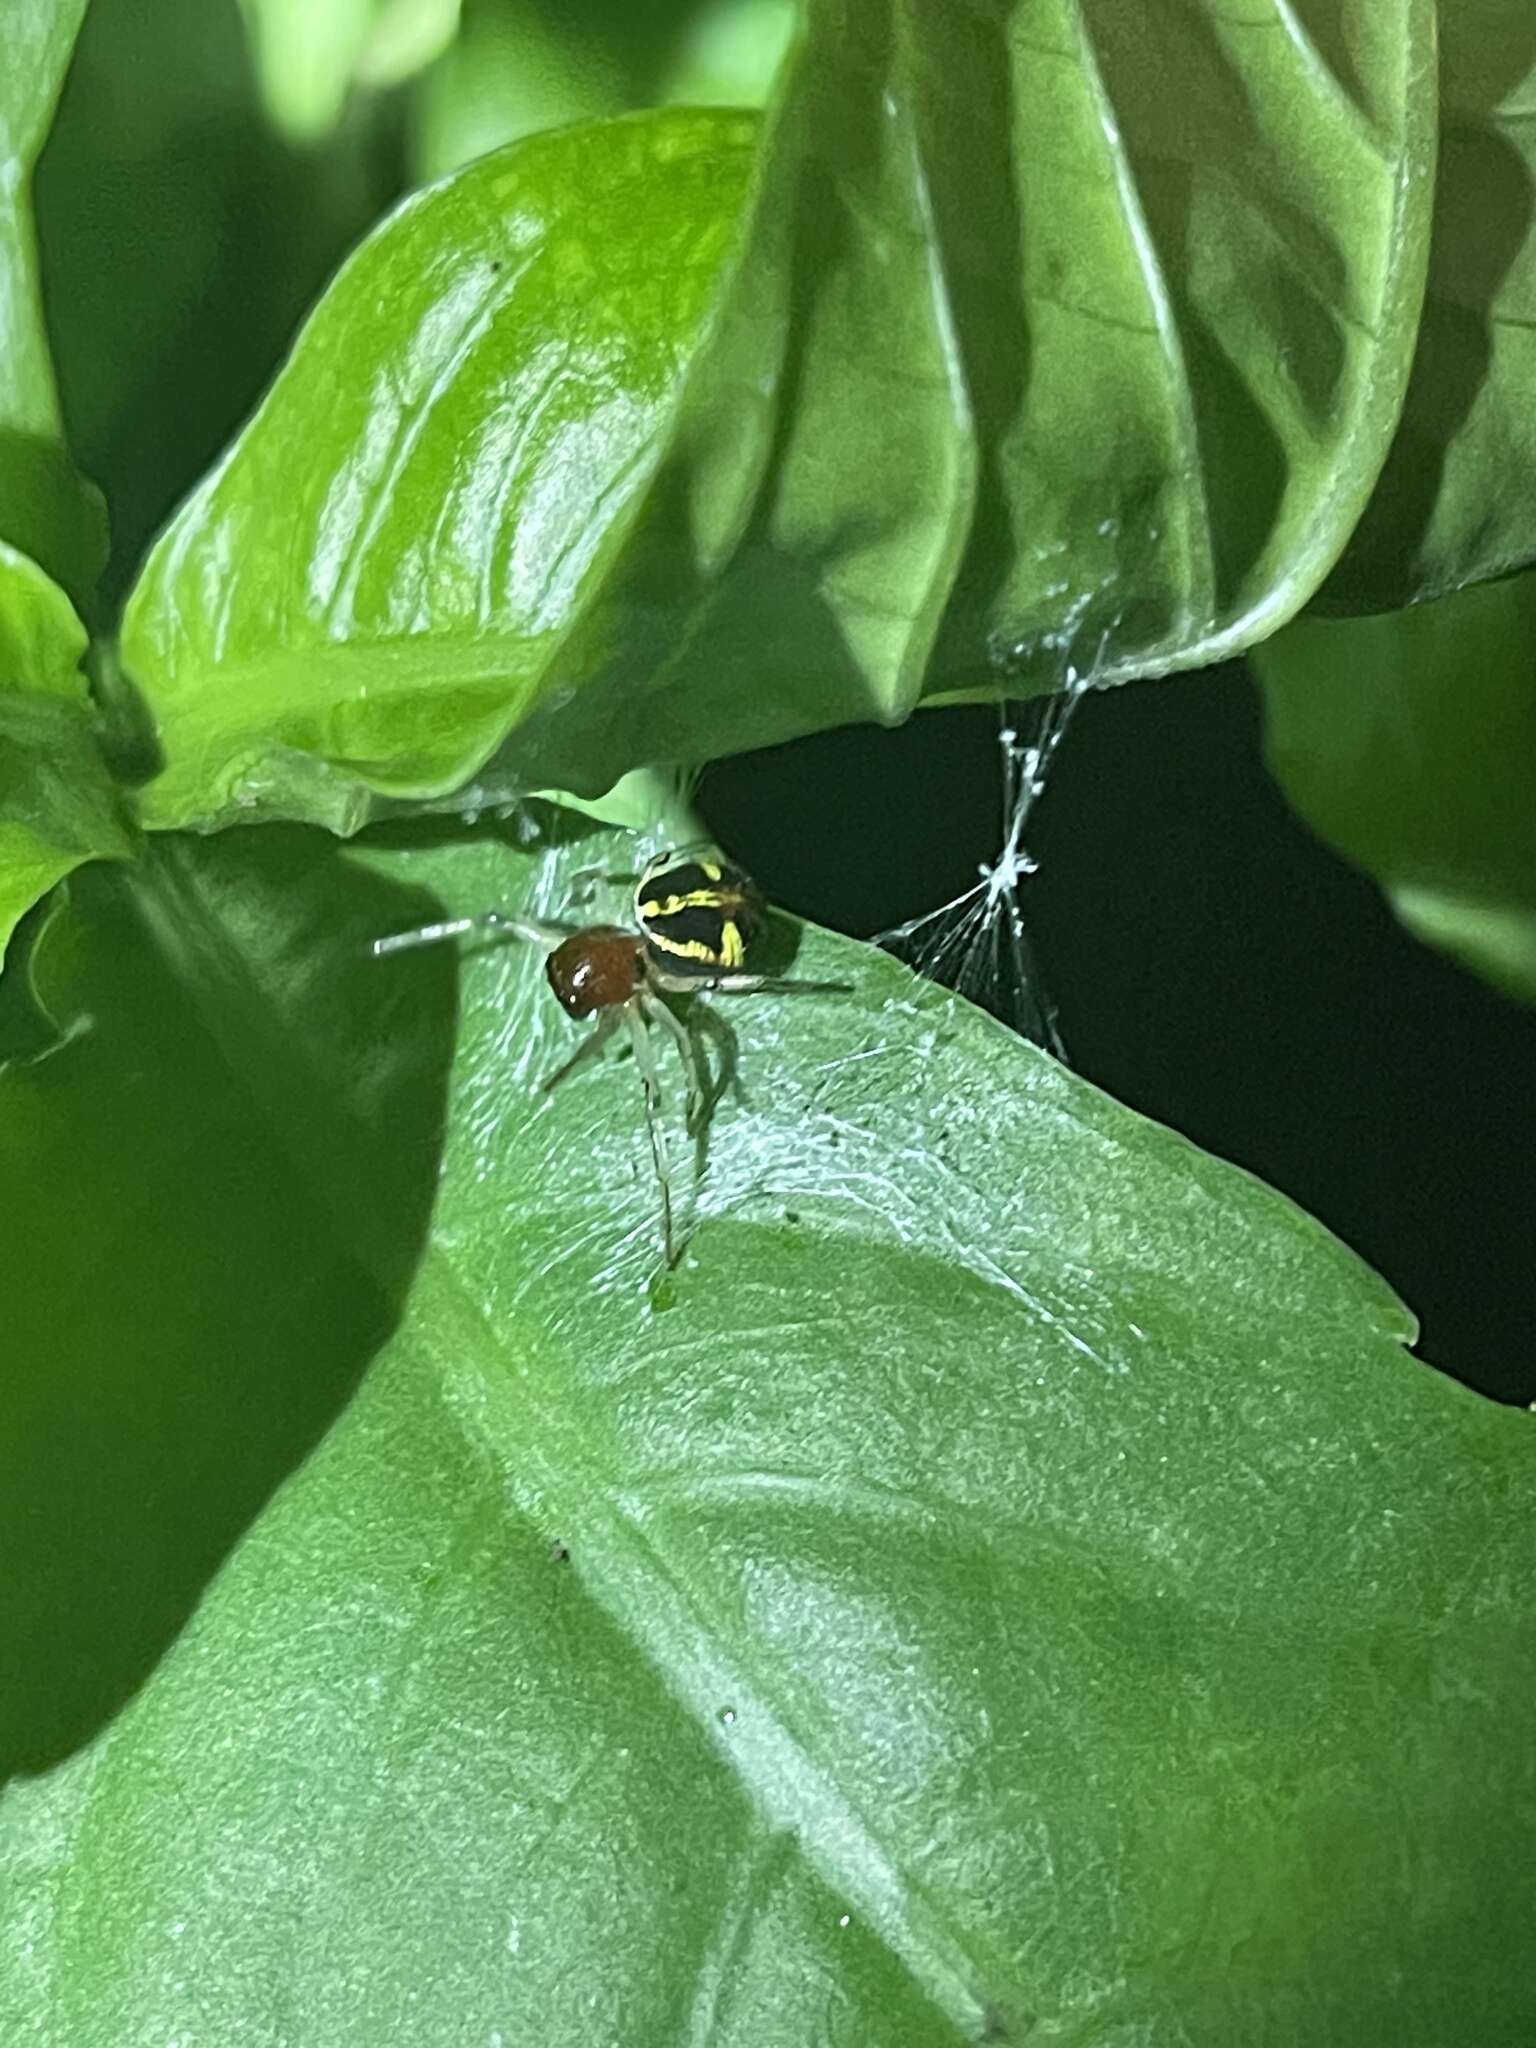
(564, 867, 640, 910)
(372, 909, 573, 959)
(638, 986, 709, 1135)
(625, 1000, 679, 1268)
(649, 837, 718, 866)
(689, 998, 743, 1115)
(647, 968, 852, 997)
(541, 1007, 619, 1093)
(721, 973, 852, 995)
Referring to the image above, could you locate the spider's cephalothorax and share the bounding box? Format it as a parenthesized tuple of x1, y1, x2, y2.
(373, 845, 847, 1266)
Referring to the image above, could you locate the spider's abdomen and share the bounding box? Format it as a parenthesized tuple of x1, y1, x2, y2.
(636, 854, 763, 981)
(545, 926, 644, 1017)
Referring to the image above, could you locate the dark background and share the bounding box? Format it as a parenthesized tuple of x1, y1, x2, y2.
(35, 0, 1536, 1407)
(704, 681, 1536, 1406)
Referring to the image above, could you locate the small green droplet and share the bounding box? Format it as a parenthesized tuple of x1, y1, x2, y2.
(648, 1271, 678, 1314)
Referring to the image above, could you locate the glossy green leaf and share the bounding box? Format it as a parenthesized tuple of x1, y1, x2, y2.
(3, 819, 1532, 2043)
(0, 0, 106, 601)
(559, 0, 1436, 766)
(0, 541, 131, 974)
(1256, 571, 1536, 1007)
(1322, 6, 1536, 610)
(121, 109, 758, 832)
(125, 5, 1440, 829)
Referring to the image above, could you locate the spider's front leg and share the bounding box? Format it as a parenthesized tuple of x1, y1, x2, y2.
(371, 909, 574, 959)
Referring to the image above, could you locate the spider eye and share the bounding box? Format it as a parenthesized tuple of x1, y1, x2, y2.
(635, 856, 763, 981)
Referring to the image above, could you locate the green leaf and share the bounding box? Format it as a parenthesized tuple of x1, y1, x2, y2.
(35, 0, 408, 610)
(0, 541, 132, 976)
(0, 0, 106, 601)
(410, 0, 791, 182)
(3, 819, 1532, 2043)
(1256, 570, 1536, 1007)
(412, 0, 668, 180)
(541, 0, 1437, 780)
(1321, 6, 1536, 611)
(125, 6, 1440, 829)
(121, 108, 759, 832)
(661, 0, 796, 110)
(238, 0, 461, 141)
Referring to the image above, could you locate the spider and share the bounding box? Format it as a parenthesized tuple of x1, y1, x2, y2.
(373, 847, 847, 1265)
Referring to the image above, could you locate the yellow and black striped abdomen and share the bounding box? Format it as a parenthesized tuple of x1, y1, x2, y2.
(635, 855, 763, 979)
